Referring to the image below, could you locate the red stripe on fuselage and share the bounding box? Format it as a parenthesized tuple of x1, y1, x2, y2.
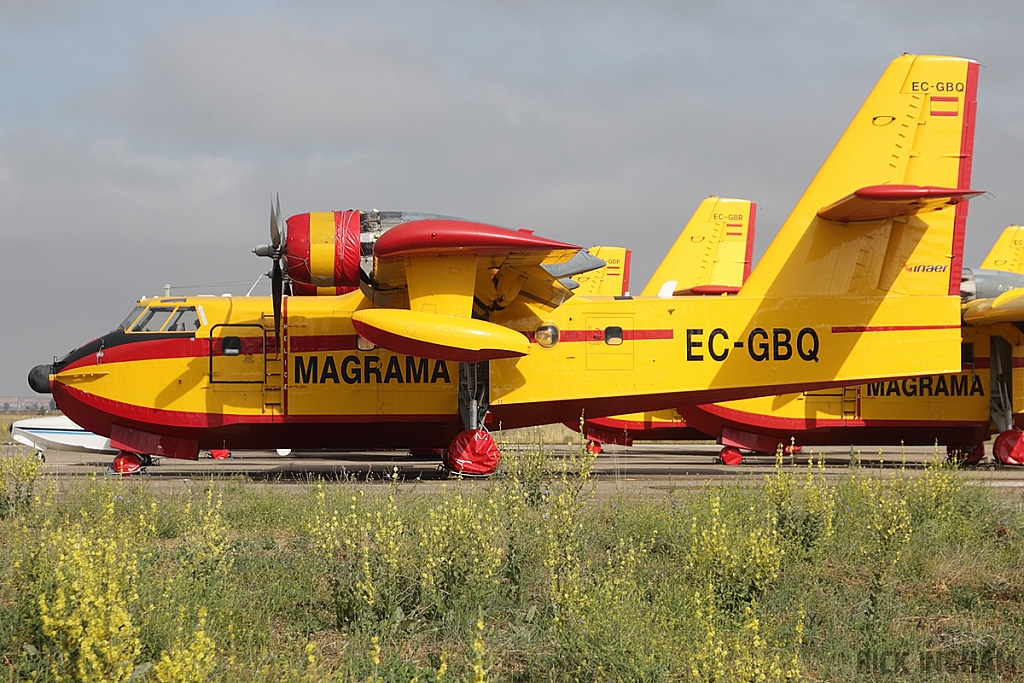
(524, 329, 674, 343)
(831, 325, 960, 333)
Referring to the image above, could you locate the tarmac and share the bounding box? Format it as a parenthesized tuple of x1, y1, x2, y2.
(12, 441, 1024, 497)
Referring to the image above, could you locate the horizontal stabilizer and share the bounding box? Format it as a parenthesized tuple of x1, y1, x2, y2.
(352, 309, 530, 362)
(817, 185, 982, 222)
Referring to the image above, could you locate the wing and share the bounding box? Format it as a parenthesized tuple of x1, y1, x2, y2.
(355, 219, 601, 361)
(963, 288, 1024, 326)
(641, 196, 756, 297)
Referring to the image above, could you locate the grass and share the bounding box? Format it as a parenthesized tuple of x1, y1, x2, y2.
(1, 443, 1023, 681)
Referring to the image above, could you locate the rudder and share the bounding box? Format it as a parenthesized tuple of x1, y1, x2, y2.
(740, 55, 979, 300)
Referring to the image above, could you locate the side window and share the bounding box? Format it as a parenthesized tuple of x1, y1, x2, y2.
(118, 305, 144, 331)
(166, 307, 201, 332)
(604, 326, 624, 346)
(222, 337, 243, 356)
(130, 307, 175, 332)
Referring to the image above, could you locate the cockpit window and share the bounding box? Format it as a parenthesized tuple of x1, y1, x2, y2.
(118, 306, 145, 331)
(166, 307, 201, 332)
(130, 307, 175, 332)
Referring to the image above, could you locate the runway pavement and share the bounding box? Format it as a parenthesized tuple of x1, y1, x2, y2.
(12, 441, 1024, 496)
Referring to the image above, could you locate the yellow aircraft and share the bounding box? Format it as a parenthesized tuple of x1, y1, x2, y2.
(580, 196, 756, 449)
(593, 225, 1024, 466)
(30, 54, 982, 475)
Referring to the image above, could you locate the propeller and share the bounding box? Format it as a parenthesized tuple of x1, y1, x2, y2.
(253, 193, 287, 348)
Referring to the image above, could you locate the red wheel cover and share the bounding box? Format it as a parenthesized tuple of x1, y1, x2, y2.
(111, 452, 143, 475)
(444, 430, 501, 476)
(993, 430, 1024, 466)
(720, 446, 743, 466)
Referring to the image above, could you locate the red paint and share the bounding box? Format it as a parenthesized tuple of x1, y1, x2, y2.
(744, 203, 757, 282)
(54, 382, 460, 449)
(678, 402, 990, 451)
(851, 185, 981, 202)
(374, 219, 578, 258)
(524, 329, 674, 343)
(831, 325, 959, 333)
(290, 335, 359, 353)
(687, 285, 741, 295)
(285, 213, 312, 283)
(621, 248, 632, 295)
(949, 60, 979, 296)
(111, 424, 199, 460)
(334, 210, 362, 287)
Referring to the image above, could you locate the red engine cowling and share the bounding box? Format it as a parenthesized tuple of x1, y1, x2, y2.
(285, 210, 361, 289)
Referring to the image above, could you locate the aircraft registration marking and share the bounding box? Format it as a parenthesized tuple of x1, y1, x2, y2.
(685, 327, 819, 363)
(910, 81, 965, 92)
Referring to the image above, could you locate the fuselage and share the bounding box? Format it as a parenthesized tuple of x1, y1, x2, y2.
(36, 286, 962, 453)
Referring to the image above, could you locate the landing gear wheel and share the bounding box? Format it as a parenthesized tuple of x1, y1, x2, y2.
(946, 444, 985, 466)
(138, 453, 154, 467)
(718, 446, 743, 466)
(587, 440, 603, 455)
(443, 429, 501, 477)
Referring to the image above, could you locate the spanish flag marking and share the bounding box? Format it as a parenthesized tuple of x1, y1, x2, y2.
(929, 96, 959, 117)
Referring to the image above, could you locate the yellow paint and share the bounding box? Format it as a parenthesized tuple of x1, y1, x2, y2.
(309, 211, 338, 287)
(981, 225, 1024, 273)
(642, 197, 753, 296)
(52, 55, 977, 434)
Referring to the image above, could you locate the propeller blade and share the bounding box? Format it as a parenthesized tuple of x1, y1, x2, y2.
(270, 195, 282, 251)
(272, 259, 283, 345)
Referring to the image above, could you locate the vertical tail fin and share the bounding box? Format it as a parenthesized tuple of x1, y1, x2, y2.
(740, 54, 980, 300)
(981, 225, 1024, 273)
(641, 196, 756, 296)
(573, 246, 632, 296)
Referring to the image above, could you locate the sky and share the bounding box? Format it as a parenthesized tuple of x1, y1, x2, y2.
(2, 0, 1023, 396)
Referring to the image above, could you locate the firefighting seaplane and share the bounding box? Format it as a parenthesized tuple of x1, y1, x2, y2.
(31, 54, 983, 476)
(584, 224, 1024, 467)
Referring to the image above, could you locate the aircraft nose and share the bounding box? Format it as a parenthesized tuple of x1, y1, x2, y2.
(28, 364, 53, 394)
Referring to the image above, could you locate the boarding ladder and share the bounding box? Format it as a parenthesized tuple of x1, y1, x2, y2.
(262, 313, 284, 411)
(842, 385, 859, 421)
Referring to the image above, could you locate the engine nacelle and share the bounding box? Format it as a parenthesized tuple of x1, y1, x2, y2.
(285, 211, 362, 289)
(283, 210, 460, 295)
(961, 268, 1024, 303)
